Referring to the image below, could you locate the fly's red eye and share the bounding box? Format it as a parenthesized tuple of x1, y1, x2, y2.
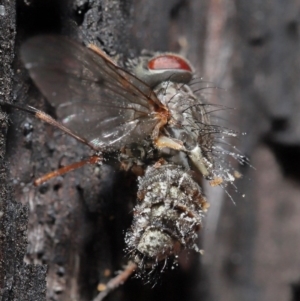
(148, 54, 192, 72)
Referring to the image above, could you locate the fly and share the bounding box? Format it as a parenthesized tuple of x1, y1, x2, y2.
(1, 35, 243, 293)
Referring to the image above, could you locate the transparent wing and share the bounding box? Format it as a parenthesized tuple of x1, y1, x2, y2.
(21, 35, 164, 150)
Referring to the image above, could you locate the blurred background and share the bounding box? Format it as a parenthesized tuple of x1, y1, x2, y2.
(1, 0, 300, 300)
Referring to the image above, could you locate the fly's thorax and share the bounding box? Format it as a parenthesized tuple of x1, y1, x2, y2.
(154, 82, 198, 147)
(125, 163, 208, 272)
(154, 81, 216, 179)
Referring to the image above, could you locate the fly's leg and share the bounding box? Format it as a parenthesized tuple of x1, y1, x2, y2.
(92, 262, 137, 301)
(154, 135, 185, 150)
(34, 155, 102, 186)
(0, 102, 99, 151)
(1, 102, 105, 185)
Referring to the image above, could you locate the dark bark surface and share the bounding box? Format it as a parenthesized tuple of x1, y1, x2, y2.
(0, 1, 47, 301)
(1, 0, 300, 301)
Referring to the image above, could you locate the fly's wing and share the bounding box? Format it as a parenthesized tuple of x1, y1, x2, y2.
(21, 36, 163, 150)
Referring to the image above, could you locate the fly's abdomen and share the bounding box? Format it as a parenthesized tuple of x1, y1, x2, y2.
(125, 163, 208, 271)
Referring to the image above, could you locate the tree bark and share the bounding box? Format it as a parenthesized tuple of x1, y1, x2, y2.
(0, 1, 47, 301)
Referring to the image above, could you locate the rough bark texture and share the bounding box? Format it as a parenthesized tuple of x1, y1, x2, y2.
(0, 1, 47, 301)
(1, 0, 300, 301)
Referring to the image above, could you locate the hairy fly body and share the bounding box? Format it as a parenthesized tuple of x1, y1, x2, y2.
(1, 36, 241, 283)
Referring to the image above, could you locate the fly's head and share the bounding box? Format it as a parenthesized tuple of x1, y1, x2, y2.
(128, 50, 194, 88)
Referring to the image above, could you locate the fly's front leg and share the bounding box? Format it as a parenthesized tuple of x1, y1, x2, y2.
(154, 135, 224, 186)
(154, 135, 186, 150)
